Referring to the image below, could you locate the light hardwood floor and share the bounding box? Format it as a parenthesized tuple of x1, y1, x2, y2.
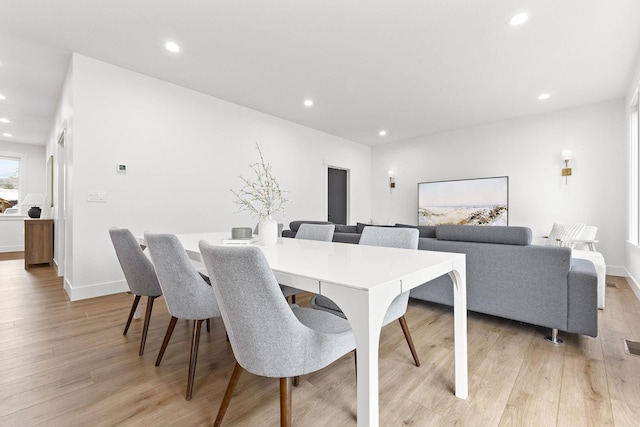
(2, 252, 640, 426)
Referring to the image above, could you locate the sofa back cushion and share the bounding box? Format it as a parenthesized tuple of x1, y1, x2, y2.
(436, 225, 532, 246)
(335, 224, 358, 233)
(288, 220, 333, 232)
(394, 223, 437, 238)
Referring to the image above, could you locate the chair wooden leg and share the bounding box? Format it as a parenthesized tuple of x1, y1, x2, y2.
(206, 318, 211, 332)
(280, 377, 292, 427)
(293, 376, 300, 387)
(155, 316, 178, 366)
(214, 362, 243, 427)
(123, 295, 141, 335)
(291, 294, 296, 304)
(138, 296, 157, 356)
(398, 316, 420, 367)
(185, 319, 204, 400)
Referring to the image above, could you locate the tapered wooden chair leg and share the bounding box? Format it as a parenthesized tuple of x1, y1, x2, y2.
(214, 362, 243, 427)
(123, 295, 141, 335)
(155, 316, 178, 366)
(186, 319, 204, 400)
(206, 318, 211, 332)
(139, 295, 157, 356)
(293, 376, 300, 387)
(280, 377, 292, 427)
(398, 316, 420, 367)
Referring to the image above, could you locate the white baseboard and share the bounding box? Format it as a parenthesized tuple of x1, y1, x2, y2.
(0, 245, 24, 253)
(606, 265, 627, 277)
(64, 278, 129, 301)
(623, 269, 640, 301)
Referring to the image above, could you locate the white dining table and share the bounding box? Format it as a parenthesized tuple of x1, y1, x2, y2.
(144, 232, 468, 426)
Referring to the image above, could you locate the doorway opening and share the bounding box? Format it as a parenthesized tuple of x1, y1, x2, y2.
(327, 167, 348, 224)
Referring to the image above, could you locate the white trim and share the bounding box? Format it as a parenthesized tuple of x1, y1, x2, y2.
(64, 278, 129, 301)
(0, 244, 24, 252)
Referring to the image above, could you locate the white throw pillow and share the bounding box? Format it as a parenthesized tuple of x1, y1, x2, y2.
(545, 223, 586, 247)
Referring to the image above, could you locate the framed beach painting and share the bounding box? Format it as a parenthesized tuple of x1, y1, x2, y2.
(418, 176, 508, 226)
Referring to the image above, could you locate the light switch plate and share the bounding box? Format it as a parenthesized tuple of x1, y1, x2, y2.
(87, 190, 106, 202)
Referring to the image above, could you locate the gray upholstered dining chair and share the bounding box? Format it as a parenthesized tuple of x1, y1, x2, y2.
(311, 226, 422, 366)
(198, 241, 355, 427)
(281, 223, 336, 303)
(144, 232, 221, 401)
(109, 227, 163, 356)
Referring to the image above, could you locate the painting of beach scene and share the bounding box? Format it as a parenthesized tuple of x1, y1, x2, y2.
(418, 176, 508, 226)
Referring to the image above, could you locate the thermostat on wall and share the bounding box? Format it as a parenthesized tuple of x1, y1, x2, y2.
(116, 163, 127, 173)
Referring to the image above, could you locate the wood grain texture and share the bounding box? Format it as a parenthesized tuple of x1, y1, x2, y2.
(2, 253, 640, 426)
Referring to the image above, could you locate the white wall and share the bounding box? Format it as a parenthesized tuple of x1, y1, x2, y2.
(62, 54, 371, 300)
(625, 54, 640, 297)
(371, 99, 626, 273)
(0, 140, 47, 252)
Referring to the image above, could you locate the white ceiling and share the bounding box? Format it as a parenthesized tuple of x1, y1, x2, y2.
(1, 0, 639, 147)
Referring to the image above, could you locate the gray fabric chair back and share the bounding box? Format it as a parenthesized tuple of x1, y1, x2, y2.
(109, 227, 162, 297)
(360, 226, 419, 322)
(295, 223, 335, 242)
(144, 232, 220, 320)
(198, 241, 355, 378)
(359, 226, 419, 249)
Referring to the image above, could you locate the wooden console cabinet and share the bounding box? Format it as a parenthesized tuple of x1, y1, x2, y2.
(24, 219, 54, 270)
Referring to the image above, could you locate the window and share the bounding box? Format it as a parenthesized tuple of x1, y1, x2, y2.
(630, 89, 639, 244)
(0, 156, 20, 213)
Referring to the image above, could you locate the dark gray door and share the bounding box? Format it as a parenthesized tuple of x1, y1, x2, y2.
(328, 168, 347, 224)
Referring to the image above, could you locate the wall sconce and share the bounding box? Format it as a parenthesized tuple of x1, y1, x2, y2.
(561, 149, 573, 184)
(388, 170, 396, 192)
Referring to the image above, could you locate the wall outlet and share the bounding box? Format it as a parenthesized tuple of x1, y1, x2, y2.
(87, 190, 106, 202)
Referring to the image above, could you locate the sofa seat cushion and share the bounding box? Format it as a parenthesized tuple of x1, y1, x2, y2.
(436, 225, 532, 246)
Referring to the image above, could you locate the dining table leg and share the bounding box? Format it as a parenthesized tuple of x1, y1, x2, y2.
(320, 281, 400, 427)
(449, 257, 468, 400)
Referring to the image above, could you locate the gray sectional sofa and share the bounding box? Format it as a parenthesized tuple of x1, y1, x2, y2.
(282, 221, 598, 338)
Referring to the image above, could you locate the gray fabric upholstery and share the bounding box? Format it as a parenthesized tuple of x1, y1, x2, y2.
(295, 223, 335, 242)
(198, 242, 355, 378)
(312, 226, 419, 325)
(144, 232, 220, 320)
(436, 225, 532, 246)
(334, 224, 358, 233)
(567, 258, 599, 336)
(283, 224, 335, 299)
(410, 236, 598, 337)
(288, 220, 333, 232)
(395, 223, 437, 238)
(109, 227, 162, 297)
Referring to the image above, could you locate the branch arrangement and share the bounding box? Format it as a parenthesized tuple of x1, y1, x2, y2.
(231, 144, 289, 218)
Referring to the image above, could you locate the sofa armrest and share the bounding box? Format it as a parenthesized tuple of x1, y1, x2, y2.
(567, 258, 598, 337)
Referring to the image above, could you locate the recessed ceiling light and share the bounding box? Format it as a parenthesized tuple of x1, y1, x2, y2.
(0, 94, 6, 100)
(0, 118, 9, 123)
(538, 93, 551, 100)
(165, 41, 180, 53)
(304, 99, 313, 107)
(2, 133, 12, 137)
(379, 130, 387, 136)
(509, 13, 528, 26)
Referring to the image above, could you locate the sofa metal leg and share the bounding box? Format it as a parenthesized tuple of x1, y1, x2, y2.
(545, 328, 563, 344)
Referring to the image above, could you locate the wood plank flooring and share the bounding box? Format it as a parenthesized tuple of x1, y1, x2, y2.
(2, 252, 640, 426)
